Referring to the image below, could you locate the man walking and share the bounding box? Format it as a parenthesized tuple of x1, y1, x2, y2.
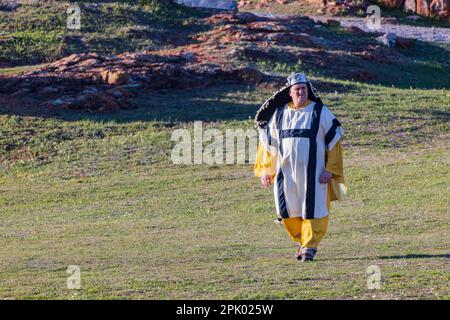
(254, 72, 347, 262)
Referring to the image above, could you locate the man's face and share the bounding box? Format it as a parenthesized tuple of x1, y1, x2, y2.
(289, 83, 308, 105)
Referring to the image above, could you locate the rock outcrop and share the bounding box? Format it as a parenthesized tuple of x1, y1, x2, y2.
(381, 0, 449, 19)
(0, 50, 271, 111)
(0, 11, 413, 112)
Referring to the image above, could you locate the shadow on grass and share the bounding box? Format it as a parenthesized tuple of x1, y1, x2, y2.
(323, 253, 450, 262)
(255, 21, 450, 90)
(0, 78, 361, 123)
(378, 254, 450, 260)
(317, 42, 449, 90)
(411, 108, 450, 122)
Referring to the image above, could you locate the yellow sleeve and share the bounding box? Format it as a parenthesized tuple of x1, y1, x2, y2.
(325, 140, 348, 201)
(325, 140, 345, 184)
(254, 141, 277, 178)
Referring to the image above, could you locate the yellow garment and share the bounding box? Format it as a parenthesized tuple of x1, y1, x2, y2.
(287, 100, 311, 110)
(254, 103, 347, 247)
(254, 142, 277, 178)
(283, 216, 329, 248)
(254, 139, 347, 204)
(325, 140, 344, 183)
(325, 140, 347, 202)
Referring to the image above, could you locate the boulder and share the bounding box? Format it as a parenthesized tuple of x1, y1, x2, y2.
(430, 0, 449, 17)
(396, 37, 416, 48)
(381, 0, 406, 8)
(50, 54, 83, 69)
(384, 0, 450, 18)
(77, 58, 100, 68)
(100, 69, 129, 85)
(403, 0, 417, 12)
(416, 0, 430, 16)
(93, 93, 121, 112)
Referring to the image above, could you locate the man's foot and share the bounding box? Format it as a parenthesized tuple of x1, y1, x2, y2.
(300, 253, 314, 262)
(299, 248, 317, 262)
(295, 245, 303, 260)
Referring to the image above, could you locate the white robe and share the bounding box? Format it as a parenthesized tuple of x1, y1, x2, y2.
(260, 102, 342, 219)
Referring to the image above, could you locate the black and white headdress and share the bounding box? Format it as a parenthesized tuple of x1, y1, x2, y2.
(254, 72, 322, 129)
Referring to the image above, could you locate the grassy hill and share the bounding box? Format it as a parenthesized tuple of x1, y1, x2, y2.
(0, 1, 449, 299)
(0, 0, 207, 66)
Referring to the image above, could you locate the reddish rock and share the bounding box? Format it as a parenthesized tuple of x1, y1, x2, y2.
(3, 10, 409, 114)
(94, 93, 121, 112)
(101, 69, 129, 85)
(77, 58, 100, 68)
(416, 0, 430, 16)
(438, 8, 449, 17)
(396, 37, 416, 48)
(247, 21, 293, 33)
(403, 0, 417, 13)
(430, 0, 449, 17)
(50, 54, 82, 68)
(382, 0, 450, 18)
(346, 26, 365, 34)
(381, 0, 406, 8)
(326, 19, 341, 27)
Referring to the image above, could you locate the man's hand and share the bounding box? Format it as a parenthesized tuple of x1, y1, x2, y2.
(261, 175, 274, 188)
(319, 170, 333, 184)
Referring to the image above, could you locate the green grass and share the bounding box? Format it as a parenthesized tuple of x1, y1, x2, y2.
(0, 77, 449, 299)
(0, 0, 207, 65)
(0, 30, 64, 65)
(0, 0, 449, 300)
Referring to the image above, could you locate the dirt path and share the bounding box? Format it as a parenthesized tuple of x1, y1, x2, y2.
(312, 16, 450, 44)
(253, 12, 450, 44)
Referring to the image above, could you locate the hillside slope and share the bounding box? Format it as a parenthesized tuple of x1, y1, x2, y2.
(1, 2, 448, 115)
(0, 1, 449, 300)
(0, 0, 207, 66)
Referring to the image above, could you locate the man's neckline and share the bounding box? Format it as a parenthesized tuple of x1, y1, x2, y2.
(287, 101, 315, 111)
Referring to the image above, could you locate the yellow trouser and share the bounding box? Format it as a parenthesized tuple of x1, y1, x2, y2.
(283, 216, 329, 248)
